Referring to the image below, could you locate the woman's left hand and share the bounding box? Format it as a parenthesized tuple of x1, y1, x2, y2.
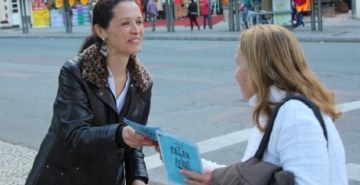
(180, 169, 213, 185)
(131, 179, 145, 185)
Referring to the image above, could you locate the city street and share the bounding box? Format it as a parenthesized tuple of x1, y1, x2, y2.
(0, 38, 360, 184)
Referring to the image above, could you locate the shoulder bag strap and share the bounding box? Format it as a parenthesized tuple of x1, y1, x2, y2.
(254, 95, 328, 159)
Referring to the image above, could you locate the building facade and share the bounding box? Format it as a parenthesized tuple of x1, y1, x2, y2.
(0, 0, 22, 27)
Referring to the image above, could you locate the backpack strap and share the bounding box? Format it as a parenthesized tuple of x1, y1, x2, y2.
(254, 95, 328, 159)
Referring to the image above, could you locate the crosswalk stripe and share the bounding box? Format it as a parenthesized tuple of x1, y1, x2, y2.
(197, 129, 252, 153)
(144, 154, 163, 170)
(337, 101, 360, 113)
(347, 163, 360, 181)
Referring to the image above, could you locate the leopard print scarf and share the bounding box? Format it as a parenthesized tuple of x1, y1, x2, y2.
(79, 44, 152, 92)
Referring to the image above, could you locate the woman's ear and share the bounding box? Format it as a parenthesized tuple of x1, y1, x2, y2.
(93, 24, 106, 39)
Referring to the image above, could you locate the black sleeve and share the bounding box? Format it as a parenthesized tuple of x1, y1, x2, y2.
(124, 86, 152, 184)
(54, 61, 123, 154)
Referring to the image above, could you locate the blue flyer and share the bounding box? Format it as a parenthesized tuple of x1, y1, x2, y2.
(123, 118, 162, 141)
(156, 131, 204, 185)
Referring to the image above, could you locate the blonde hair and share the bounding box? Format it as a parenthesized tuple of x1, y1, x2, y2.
(239, 25, 341, 132)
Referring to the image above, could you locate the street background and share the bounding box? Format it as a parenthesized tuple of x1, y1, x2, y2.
(1, 12, 360, 42)
(1, 12, 360, 185)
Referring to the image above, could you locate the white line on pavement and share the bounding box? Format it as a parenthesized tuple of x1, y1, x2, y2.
(337, 101, 360, 113)
(347, 163, 360, 181)
(144, 154, 163, 169)
(197, 129, 252, 154)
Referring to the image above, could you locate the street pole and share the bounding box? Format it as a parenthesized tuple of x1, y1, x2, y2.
(165, 0, 170, 32)
(350, 0, 360, 19)
(19, 0, 29, 33)
(234, 0, 240, 31)
(165, 0, 175, 32)
(310, 0, 316, 30)
(317, 0, 323, 31)
(64, 0, 72, 33)
(228, 0, 234, 31)
(208, 0, 213, 29)
(169, 0, 175, 32)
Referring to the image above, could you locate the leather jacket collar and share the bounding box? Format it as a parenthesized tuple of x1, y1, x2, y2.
(79, 44, 152, 92)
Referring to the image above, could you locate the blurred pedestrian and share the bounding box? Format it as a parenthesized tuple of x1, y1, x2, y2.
(240, 0, 252, 29)
(68, 8, 73, 26)
(180, 24, 348, 185)
(188, 0, 200, 31)
(143, 0, 149, 21)
(175, 0, 183, 19)
(293, 0, 309, 28)
(200, 0, 209, 29)
(347, 0, 352, 14)
(25, 0, 156, 185)
(146, 0, 157, 31)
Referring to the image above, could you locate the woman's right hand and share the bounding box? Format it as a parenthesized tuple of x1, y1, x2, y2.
(122, 126, 157, 148)
(181, 169, 213, 185)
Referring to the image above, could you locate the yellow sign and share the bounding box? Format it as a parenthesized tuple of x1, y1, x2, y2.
(32, 8, 50, 28)
(56, 0, 63, 8)
(69, 0, 76, 6)
(80, 0, 89, 5)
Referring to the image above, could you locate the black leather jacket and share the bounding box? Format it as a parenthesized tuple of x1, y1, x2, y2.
(25, 45, 153, 185)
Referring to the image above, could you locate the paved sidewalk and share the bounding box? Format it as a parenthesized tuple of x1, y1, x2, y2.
(0, 140, 37, 185)
(1, 13, 360, 42)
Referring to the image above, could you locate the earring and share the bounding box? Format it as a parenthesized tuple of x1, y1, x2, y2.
(100, 38, 108, 57)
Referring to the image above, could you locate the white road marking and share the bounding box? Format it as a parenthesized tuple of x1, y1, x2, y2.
(146, 100, 360, 175)
(197, 129, 252, 153)
(347, 163, 360, 181)
(337, 101, 360, 113)
(145, 154, 163, 169)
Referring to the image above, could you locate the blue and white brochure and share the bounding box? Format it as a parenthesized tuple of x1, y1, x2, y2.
(123, 118, 162, 141)
(156, 131, 204, 185)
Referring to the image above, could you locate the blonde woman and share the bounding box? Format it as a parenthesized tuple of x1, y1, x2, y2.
(181, 25, 348, 185)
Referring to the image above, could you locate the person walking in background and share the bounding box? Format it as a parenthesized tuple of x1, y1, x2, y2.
(293, 0, 309, 28)
(347, 0, 352, 15)
(156, 0, 165, 19)
(240, 0, 252, 29)
(179, 25, 348, 185)
(25, 0, 156, 184)
(200, 0, 210, 29)
(146, 0, 157, 31)
(175, 0, 183, 19)
(188, 0, 200, 31)
(143, 0, 149, 21)
(68, 8, 73, 26)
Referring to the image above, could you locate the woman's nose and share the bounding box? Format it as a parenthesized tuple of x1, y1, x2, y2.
(130, 23, 141, 33)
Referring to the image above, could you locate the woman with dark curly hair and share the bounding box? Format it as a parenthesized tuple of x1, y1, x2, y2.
(25, 0, 155, 184)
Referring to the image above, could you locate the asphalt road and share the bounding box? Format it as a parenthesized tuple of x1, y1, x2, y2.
(0, 38, 359, 184)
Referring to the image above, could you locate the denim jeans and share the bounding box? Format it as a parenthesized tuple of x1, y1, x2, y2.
(148, 13, 157, 30)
